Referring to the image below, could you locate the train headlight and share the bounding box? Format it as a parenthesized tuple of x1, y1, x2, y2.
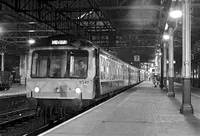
(75, 88, 82, 94)
(34, 87, 40, 93)
(55, 87, 60, 93)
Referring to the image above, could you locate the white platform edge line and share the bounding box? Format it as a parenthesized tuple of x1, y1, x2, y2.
(38, 87, 135, 136)
(0, 92, 26, 97)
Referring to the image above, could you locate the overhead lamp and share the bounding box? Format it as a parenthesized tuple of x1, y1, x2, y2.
(169, 9, 182, 19)
(0, 26, 4, 34)
(165, 23, 168, 30)
(163, 33, 170, 40)
(28, 30, 35, 32)
(28, 39, 35, 44)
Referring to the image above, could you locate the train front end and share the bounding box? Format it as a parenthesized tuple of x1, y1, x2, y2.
(26, 37, 97, 116)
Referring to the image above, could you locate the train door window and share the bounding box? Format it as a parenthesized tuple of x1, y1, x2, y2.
(100, 56, 105, 80)
(111, 61, 114, 80)
(49, 51, 67, 78)
(100, 56, 105, 72)
(68, 50, 88, 78)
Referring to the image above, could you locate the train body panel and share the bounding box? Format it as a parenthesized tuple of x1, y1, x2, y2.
(100, 80, 126, 95)
(98, 51, 134, 95)
(26, 78, 95, 99)
(128, 66, 139, 85)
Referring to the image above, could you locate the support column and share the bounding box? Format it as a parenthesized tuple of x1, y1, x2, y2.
(198, 65, 200, 88)
(1, 53, 4, 71)
(163, 43, 167, 90)
(20, 55, 27, 85)
(180, 0, 194, 114)
(181, 0, 186, 86)
(167, 28, 175, 97)
(160, 44, 164, 89)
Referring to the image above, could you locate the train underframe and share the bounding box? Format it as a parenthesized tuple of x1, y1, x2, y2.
(28, 97, 94, 122)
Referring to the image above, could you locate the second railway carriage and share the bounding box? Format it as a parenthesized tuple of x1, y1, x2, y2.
(26, 35, 144, 119)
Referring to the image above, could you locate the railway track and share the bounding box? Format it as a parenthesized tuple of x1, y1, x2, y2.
(0, 94, 41, 136)
(0, 108, 35, 126)
(0, 108, 40, 136)
(24, 120, 62, 136)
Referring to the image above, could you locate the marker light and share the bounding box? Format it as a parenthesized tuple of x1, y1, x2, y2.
(75, 88, 81, 94)
(34, 87, 40, 93)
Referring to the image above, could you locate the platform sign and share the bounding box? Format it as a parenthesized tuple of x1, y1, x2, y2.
(134, 55, 140, 62)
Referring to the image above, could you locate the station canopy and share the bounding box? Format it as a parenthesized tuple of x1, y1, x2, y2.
(0, 0, 200, 68)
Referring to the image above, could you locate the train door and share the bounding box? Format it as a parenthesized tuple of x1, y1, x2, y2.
(128, 67, 131, 85)
(94, 48, 101, 97)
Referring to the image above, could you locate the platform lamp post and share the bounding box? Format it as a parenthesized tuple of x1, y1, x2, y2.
(0, 53, 4, 71)
(162, 33, 170, 90)
(162, 28, 175, 97)
(164, 6, 183, 97)
(0, 27, 4, 72)
(159, 44, 164, 89)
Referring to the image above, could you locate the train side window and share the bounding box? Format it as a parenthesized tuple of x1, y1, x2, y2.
(31, 53, 38, 76)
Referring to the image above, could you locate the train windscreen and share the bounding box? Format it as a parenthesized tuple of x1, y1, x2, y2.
(31, 50, 88, 78)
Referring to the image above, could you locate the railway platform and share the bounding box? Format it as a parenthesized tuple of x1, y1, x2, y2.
(40, 81, 200, 136)
(0, 83, 26, 97)
(0, 84, 27, 115)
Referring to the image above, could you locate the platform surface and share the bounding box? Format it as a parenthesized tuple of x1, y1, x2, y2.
(40, 81, 200, 136)
(0, 83, 26, 97)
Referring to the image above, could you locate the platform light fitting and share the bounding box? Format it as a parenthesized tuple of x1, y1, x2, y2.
(0, 26, 4, 34)
(165, 23, 168, 30)
(163, 34, 170, 40)
(169, 10, 182, 19)
(28, 39, 35, 44)
(28, 30, 35, 32)
(166, 60, 176, 64)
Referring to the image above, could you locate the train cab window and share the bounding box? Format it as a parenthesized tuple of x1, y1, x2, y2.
(31, 51, 49, 77)
(68, 50, 88, 78)
(31, 50, 88, 78)
(49, 51, 67, 78)
(31, 50, 67, 78)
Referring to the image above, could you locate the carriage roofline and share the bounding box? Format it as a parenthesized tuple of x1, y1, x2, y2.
(92, 44, 139, 70)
